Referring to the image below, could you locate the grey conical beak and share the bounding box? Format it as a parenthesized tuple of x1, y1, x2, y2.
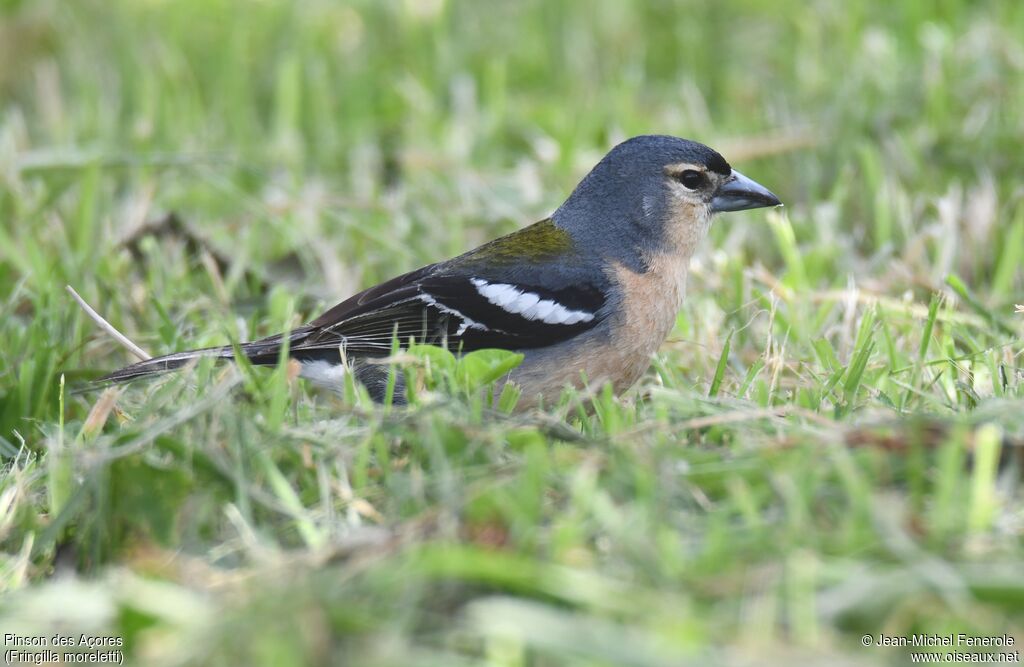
(711, 170, 782, 213)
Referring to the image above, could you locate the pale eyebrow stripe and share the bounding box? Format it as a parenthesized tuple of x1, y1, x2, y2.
(663, 162, 705, 175)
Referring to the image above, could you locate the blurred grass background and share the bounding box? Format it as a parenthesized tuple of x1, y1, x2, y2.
(1, 0, 1023, 665)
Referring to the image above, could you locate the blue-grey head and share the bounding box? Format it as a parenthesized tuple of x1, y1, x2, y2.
(553, 135, 781, 269)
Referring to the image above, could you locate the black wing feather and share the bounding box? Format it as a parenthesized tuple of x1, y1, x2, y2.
(288, 271, 607, 359)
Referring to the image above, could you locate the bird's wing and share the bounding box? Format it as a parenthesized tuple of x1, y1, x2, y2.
(291, 220, 610, 357)
(97, 220, 610, 383)
(293, 273, 607, 356)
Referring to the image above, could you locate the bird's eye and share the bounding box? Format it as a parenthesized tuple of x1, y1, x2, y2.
(676, 169, 707, 190)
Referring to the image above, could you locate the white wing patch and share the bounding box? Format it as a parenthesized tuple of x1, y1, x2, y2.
(470, 278, 595, 325)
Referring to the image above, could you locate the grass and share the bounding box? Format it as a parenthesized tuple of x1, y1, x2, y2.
(1, 0, 1023, 664)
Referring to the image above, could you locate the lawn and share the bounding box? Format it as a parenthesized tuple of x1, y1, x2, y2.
(1, 0, 1022, 665)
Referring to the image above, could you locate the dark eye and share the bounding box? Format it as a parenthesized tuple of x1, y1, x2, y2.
(676, 169, 707, 189)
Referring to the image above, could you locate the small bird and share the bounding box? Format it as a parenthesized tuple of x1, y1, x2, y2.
(102, 135, 781, 407)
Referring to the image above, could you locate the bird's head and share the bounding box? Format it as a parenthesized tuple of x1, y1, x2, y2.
(553, 135, 782, 270)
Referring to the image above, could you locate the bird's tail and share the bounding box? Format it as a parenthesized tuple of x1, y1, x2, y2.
(97, 345, 236, 383)
(97, 330, 311, 384)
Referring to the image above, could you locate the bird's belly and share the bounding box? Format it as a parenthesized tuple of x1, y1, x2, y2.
(606, 257, 688, 378)
(509, 317, 679, 407)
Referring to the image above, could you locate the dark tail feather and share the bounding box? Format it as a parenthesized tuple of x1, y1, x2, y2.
(98, 328, 314, 384)
(98, 345, 237, 383)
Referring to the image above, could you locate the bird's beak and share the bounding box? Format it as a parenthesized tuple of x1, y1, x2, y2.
(711, 170, 782, 213)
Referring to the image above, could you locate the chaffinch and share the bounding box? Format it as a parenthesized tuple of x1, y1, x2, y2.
(103, 135, 781, 407)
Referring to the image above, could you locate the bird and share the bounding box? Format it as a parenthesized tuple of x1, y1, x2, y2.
(101, 135, 781, 408)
